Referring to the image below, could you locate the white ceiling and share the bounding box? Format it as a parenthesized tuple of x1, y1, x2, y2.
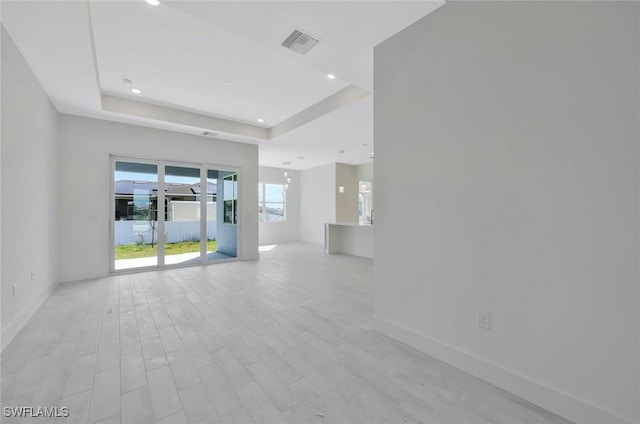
(91, 0, 350, 126)
(1, 0, 444, 170)
(261, 95, 374, 171)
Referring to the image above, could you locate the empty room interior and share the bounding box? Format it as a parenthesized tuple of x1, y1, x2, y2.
(1, 1, 639, 424)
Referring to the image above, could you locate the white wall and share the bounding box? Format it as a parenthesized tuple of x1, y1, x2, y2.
(356, 162, 374, 182)
(335, 163, 359, 224)
(1, 26, 59, 349)
(57, 115, 259, 282)
(258, 166, 300, 245)
(374, 3, 639, 424)
(300, 163, 336, 244)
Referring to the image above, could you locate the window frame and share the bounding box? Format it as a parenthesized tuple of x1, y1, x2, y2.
(258, 182, 286, 223)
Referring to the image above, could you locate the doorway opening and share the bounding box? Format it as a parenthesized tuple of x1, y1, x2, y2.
(359, 180, 373, 225)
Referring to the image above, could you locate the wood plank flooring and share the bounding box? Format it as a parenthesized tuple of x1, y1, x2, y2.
(1, 243, 573, 424)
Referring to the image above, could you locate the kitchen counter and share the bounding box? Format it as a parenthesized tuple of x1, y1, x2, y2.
(324, 223, 374, 259)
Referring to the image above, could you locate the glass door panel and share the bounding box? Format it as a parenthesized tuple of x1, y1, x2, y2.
(163, 165, 203, 266)
(113, 160, 159, 270)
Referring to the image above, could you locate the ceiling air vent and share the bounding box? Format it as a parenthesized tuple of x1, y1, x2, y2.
(281, 29, 319, 55)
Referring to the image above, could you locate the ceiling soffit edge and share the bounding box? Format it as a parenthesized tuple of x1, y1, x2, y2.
(101, 84, 370, 143)
(101, 94, 271, 141)
(270, 85, 370, 139)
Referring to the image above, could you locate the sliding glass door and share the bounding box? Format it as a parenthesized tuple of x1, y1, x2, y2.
(164, 164, 203, 266)
(113, 160, 159, 271)
(111, 157, 238, 272)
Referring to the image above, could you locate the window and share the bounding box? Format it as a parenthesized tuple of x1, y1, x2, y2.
(258, 183, 285, 222)
(223, 173, 238, 224)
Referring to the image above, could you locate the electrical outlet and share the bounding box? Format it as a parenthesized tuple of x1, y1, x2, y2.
(478, 311, 492, 330)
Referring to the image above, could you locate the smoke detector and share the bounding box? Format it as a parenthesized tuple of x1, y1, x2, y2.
(281, 29, 319, 55)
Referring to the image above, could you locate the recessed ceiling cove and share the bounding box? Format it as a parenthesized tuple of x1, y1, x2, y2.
(2, 0, 444, 169)
(89, 0, 349, 126)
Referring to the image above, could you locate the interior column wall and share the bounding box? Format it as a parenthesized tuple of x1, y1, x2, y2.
(299, 163, 336, 245)
(374, 2, 639, 424)
(336, 163, 359, 224)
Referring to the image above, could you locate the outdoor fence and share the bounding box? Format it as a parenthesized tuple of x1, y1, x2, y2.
(115, 220, 217, 245)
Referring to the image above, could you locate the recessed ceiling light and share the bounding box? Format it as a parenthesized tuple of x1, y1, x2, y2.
(282, 162, 291, 166)
(296, 156, 305, 160)
(145, 0, 160, 6)
(257, 118, 264, 123)
(339, 150, 345, 154)
(361, 143, 368, 147)
(327, 74, 336, 79)
(122, 78, 132, 85)
(131, 88, 142, 94)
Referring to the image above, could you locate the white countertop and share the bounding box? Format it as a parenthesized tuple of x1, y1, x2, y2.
(326, 222, 373, 228)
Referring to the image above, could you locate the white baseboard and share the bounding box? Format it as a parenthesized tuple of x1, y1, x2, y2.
(1, 284, 56, 352)
(373, 315, 636, 424)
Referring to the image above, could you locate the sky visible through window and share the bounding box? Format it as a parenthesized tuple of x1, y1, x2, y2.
(116, 171, 202, 185)
(259, 183, 285, 222)
(265, 184, 283, 202)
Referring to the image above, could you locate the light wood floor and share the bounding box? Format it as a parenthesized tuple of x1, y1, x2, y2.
(1, 243, 572, 424)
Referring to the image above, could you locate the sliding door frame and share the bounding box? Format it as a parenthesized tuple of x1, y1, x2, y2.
(110, 155, 161, 274)
(109, 154, 241, 274)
